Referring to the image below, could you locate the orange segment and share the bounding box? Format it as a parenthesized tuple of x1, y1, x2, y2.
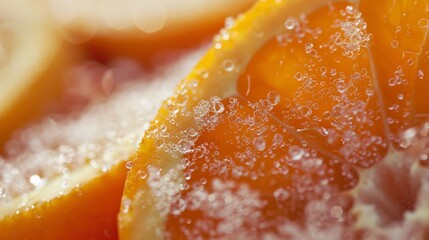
(236, 2, 387, 167)
(414, 37, 429, 119)
(359, 0, 429, 142)
(166, 97, 358, 239)
(119, 0, 350, 239)
(120, 0, 429, 239)
(0, 0, 81, 148)
(0, 163, 127, 240)
(0, 50, 203, 239)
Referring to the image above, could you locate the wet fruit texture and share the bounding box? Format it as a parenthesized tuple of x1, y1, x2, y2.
(121, 0, 429, 239)
(0, 50, 205, 239)
(166, 97, 358, 239)
(237, 2, 387, 167)
(361, 0, 429, 137)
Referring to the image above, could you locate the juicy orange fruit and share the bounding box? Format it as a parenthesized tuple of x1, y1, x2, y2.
(0, 50, 204, 239)
(0, 164, 127, 240)
(120, 0, 429, 239)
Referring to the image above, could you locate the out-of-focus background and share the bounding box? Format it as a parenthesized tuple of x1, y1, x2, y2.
(0, 0, 256, 152)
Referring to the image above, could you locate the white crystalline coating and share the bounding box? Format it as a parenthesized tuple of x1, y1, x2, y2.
(0, 48, 206, 203)
(173, 179, 266, 240)
(350, 122, 429, 240)
(147, 165, 185, 217)
(334, 5, 370, 59)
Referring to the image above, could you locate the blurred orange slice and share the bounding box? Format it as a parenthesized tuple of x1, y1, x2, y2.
(0, 0, 80, 148)
(44, 0, 256, 65)
(120, 0, 429, 239)
(0, 49, 205, 239)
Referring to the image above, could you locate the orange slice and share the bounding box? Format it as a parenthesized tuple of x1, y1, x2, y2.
(120, 0, 429, 239)
(0, 0, 80, 148)
(44, 0, 256, 65)
(0, 49, 205, 239)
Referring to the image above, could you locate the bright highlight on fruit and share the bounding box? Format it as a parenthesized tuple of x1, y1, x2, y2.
(120, 0, 429, 239)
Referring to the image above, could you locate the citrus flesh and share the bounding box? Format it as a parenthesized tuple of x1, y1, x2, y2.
(0, 50, 204, 239)
(120, 0, 429, 239)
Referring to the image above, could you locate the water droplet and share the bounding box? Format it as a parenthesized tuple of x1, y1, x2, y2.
(403, 127, 417, 139)
(284, 17, 298, 30)
(223, 59, 235, 72)
(125, 161, 134, 169)
(288, 145, 305, 161)
(335, 79, 348, 93)
(210, 97, 225, 113)
(274, 188, 290, 202)
(391, 40, 399, 48)
(294, 72, 303, 81)
(366, 88, 374, 96)
(323, 111, 331, 119)
(272, 133, 284, 146)
(345, 5, 354, 14)
(418, 69, 425, 80)
(267, 91, 280, 105)
(184, 172, 191, 180)
(138, 170, 147, 179)
(253, 136, 266, 151)
(299, 105, 312, 117)
(178, 139, 194, 154)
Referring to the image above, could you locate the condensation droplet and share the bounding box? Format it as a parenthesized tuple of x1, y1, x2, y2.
(284, 17, 298, 30)
(274, 188, 290, 202)
(267, 91, 280, 105)
(125, 161, 134, 169)
(273, 133, 284, 146)
(294, 72, 303, 81)
(288, 145, 305, 161)
(299, 105, 312, 117)
(335, 79, 348, 93)
(418, 69, 425, 80)
(178, 139, 194, 154)
(391, 40, 399, 48)
(211, 97, 225, 113)
(138, 170, 147, 179)
(223, 59, 235, 72)
(253, 136, 266, 151)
